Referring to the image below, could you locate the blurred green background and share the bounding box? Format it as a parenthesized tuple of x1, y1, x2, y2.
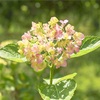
(0, 0, 100, 100)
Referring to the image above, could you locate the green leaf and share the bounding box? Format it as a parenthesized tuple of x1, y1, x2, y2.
(44, 73, 77, 85)
(38, 79, 77, 100)
(0, 44, 26, 62)
(71, 36, 100, 58)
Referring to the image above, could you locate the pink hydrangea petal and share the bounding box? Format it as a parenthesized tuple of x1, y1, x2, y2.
(67, 47, 74, 54)
(55, 62, 61, 69)
(43, 23, 50, 33)
(60, 19, 68, 25)
(31, 44, 39, 54)
(57, 47, 63, 54)
(76, 40, 82, 46)
(80, 33, 85, 40)
(65, 24, 75, 35)
(74, 32, 84, 41)
(55, 24, 63, 39)
(31, 22, 36, 31)
(36, 54, 43, 63)
(22, 32, 32, 40)
(61, 60, 67, 67)
(74, 45, 79, 53)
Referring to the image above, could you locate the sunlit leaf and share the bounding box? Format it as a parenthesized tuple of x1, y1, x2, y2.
(44, 73, 77, 85)
(71, 36, 100, 58)
(39, 79, 77, 100)
(0, 44, 26, 62)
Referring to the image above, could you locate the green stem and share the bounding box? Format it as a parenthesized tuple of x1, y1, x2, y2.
(50, 65, 53, 85)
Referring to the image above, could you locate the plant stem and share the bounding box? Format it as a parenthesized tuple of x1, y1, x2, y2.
(50, 65, 53, 85)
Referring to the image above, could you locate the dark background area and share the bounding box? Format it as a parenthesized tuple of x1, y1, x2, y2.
(0, 0, 100, 100)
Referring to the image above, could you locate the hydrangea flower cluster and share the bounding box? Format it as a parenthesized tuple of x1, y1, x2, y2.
(18, 17, 84, 72)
